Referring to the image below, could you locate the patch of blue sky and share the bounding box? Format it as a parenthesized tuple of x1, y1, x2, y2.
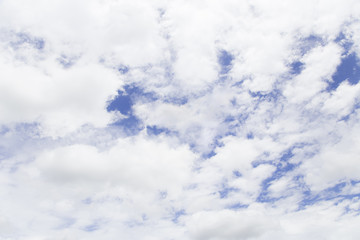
(218, 187, 237, 199)
(224, 115, 235, 123)
(218, 50, 234, 75)
(123, 84, 158, 102)
(146, 125, 171, 136)
(289, 61, 305, 75)
(231, 112, 249, 127)
(0, 125, 10, 135)
(318, 182, 347, 200)
(107, 85, 159, 135)
(268, 143, 314, 166)
(189, 140, 220, 159)
(292, 175, 310, 193)
(283, 35, 324, 77)
(248, 91, 282, 119)
(280, 149, 294, 162)
(201, 134, 228, 159)
(299, 181, 360, 210)
(339, 102, 360, 122)
(343, 205, 360, 216)
(251, 158, 273, 168)
(278, 142, 314, 163)
(223, 130, 238, 138)
(107, 90, 132, 115)
(249, 89, 282, 103)
(340, 113, 352, 122)
(335, 31, 353, 53)
(252, 149, 289, 168)
(297, 34, 325, 56)
(289, 32, 353, 80)
(118, 65, 129, 74)
(110, 115, 143, 136)
(222, 114, 242, 132)
(256, 192, 287, 204)
(231, 79, 246, 88)
(227, 203, 249, 210)
(256, 162, 299, 203)
(233, 170, 242, 178)
(246, 132, 254, 139)
(10, 32, 45, 50)
(327, 52, 360, 91)
(230, 97, 237, 106)
(202, 149, 217, 159)
(256, 149, 300, 203)
(172, 209, 186, 223)
(350, 180, 360, 185)
(218, 181, 239, 199)
(219, 116, 238, 138)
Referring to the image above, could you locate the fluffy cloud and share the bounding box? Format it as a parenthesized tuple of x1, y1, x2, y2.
(0, 55, 121, 137)
(300, 110, 360, 190)
(284, 43, 343, 103)
(0, 135, 196, 238)
(36, 136, 195, 193)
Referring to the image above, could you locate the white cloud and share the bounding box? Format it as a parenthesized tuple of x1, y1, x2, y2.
(0, 55, 121, 137)
(300, 111, 360, 190)
(284, 43, 342, 104)
(35, 135, 196, 195)
(186, 207, 279, 240)
(0, 135, 196, 238)
(1, 0, 360, 239)
(322, 81, 360, 117)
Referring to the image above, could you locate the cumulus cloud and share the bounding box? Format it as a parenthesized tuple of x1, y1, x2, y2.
(0, 135, 196, 238)
(0, 56, 121, 137)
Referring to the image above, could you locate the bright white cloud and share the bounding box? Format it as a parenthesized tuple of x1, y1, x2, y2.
(0, 55, 121, 137)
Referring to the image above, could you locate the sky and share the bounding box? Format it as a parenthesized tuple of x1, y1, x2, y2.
(1, 0, 360, 239)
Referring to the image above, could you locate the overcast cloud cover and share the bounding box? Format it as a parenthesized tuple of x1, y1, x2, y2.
(1, 0, 360, 239)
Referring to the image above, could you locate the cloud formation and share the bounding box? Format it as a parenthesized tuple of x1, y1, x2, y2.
(1, 0, 360, 239)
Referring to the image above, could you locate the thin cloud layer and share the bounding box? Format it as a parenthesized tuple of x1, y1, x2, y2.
(1, 0, 360, 239)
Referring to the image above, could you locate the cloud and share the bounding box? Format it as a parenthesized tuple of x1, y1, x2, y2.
(0, 55, 121, 137)
(187, 208, 278, 240)
(284, 43, 343, 103)
(35, 136, 195, 193)
(300, 111, 360, 190)
(1, 0, 360, 239)
(0, 135, 196, 238)
(322, 81, 360, 117)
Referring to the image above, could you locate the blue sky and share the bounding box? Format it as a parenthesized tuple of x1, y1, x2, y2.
(1, 0, 360, 239)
